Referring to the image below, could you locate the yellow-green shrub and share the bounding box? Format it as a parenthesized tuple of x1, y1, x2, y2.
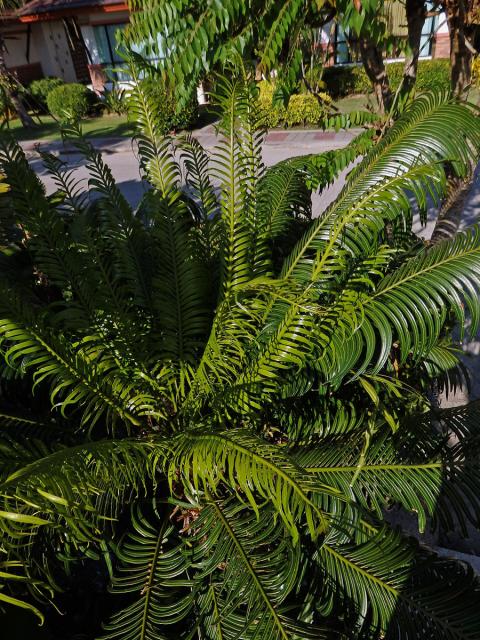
(258, 81, 330, 128)
(472, 57, 480, 86)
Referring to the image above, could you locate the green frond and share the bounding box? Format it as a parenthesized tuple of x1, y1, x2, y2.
(0, 559, 47, 625)
(0, 281, 161, 428)
(190, 497, 327, 640)
(61, 122, 158, 317)
(342, 226, 480, 377)
(178, 134, 219, 222)
(101, 505, 195, 640)
(39, 151, 88, 216)
(211, 75, 255, 298)
(0, 438, 158, 550)
(282, 94, 480, 283)
(295, 418, 480, 535)
(147, 203, 211, 364)
(324, 110, 379, 131)
(127, 60, 181, 203)
(169, 428, 332, 542)
(0, 134, 47, 231)
(317, 525, 480, 639)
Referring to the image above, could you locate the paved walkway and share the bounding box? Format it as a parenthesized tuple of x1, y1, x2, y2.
(20, 126, 358, 158)
(22, 126, 360, 211)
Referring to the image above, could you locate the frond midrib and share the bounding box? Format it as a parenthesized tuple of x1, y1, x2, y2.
(208, 495, 290, 640)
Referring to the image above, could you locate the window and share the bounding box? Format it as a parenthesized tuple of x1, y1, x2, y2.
(419, 8, 438, 58)
(93, 23, 129, 80)
(331, 2, 440, 65)
(93, 23, 165, 81)
(334, 25, 361, 65)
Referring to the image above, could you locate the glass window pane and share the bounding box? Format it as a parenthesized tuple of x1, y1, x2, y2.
(107, 24, 127, 62)
(93, 26, 111, 65)
(336, 41, 349, 64)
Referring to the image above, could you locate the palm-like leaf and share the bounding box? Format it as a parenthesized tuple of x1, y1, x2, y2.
(1, 76, 480, 639)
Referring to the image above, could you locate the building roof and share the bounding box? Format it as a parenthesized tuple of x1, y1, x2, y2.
(17, 0, 127, 18)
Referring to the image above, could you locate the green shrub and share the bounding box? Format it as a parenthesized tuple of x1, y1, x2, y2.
(103, 85, 128, 115)
(258, 81, 330, 128)
(324, 58, 450, 97)
(139, 78, 198, 133)
(389, 59, 450, 92)
(46, 83, 91, 123)
(472, 56, 480, 86)
(28, 77, 64, 112)
(2, 75, 480, 639)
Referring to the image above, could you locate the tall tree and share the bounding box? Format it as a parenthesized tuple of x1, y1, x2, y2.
(358, 35, 392, 112)
(443, 0, 473, 94)
(404, 0, 427, 92)
(125, 0, 395, 111)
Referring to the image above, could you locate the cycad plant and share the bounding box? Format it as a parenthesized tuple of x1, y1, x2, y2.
(1, 73, 480, 639)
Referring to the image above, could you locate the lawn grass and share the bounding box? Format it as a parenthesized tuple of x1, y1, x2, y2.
(2, 113, 133, 143)
(335, 93, 376, 113)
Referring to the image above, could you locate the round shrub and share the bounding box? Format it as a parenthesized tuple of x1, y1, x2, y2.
(257, 81, 330, 128)
(47, 83, 90, 123)
(139, 78, 198, 133)
(29, 77, 64, 112)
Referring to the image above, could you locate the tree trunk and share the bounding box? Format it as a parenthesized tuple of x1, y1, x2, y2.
(444, 0, 472, 95)
(404, 0, 427, 92)
(430, 171, 473, 243)
(0, 33, 35, 128)
(358, 37, 392, 114)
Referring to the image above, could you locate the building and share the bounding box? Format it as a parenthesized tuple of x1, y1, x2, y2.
(0, 0, 131, 89)
(321, 3, 450, 66)
(0, 0, 452, 91)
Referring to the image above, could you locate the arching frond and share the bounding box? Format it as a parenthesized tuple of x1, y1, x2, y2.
(169, 428, 331, 542)
(282, 94, 480, 283)
(0, 438, 158, 548)
(338, 226, 480, 378)
(101, 505, 195, 640)
(39, 151, 88, 216)
(317, 525, 480, 639)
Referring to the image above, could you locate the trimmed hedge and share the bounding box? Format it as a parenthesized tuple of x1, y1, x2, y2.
(47, 83, 94, 123)
(29, 77, 64, 112)
(324, 58, 450, 97)
(258, 81, 331, 128)
(140, 78, 199, 133)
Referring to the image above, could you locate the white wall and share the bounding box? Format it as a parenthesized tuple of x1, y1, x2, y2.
(2, 25, 41, 69)
(38, 21, 77, 81)
(437, 13, 449, 34)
